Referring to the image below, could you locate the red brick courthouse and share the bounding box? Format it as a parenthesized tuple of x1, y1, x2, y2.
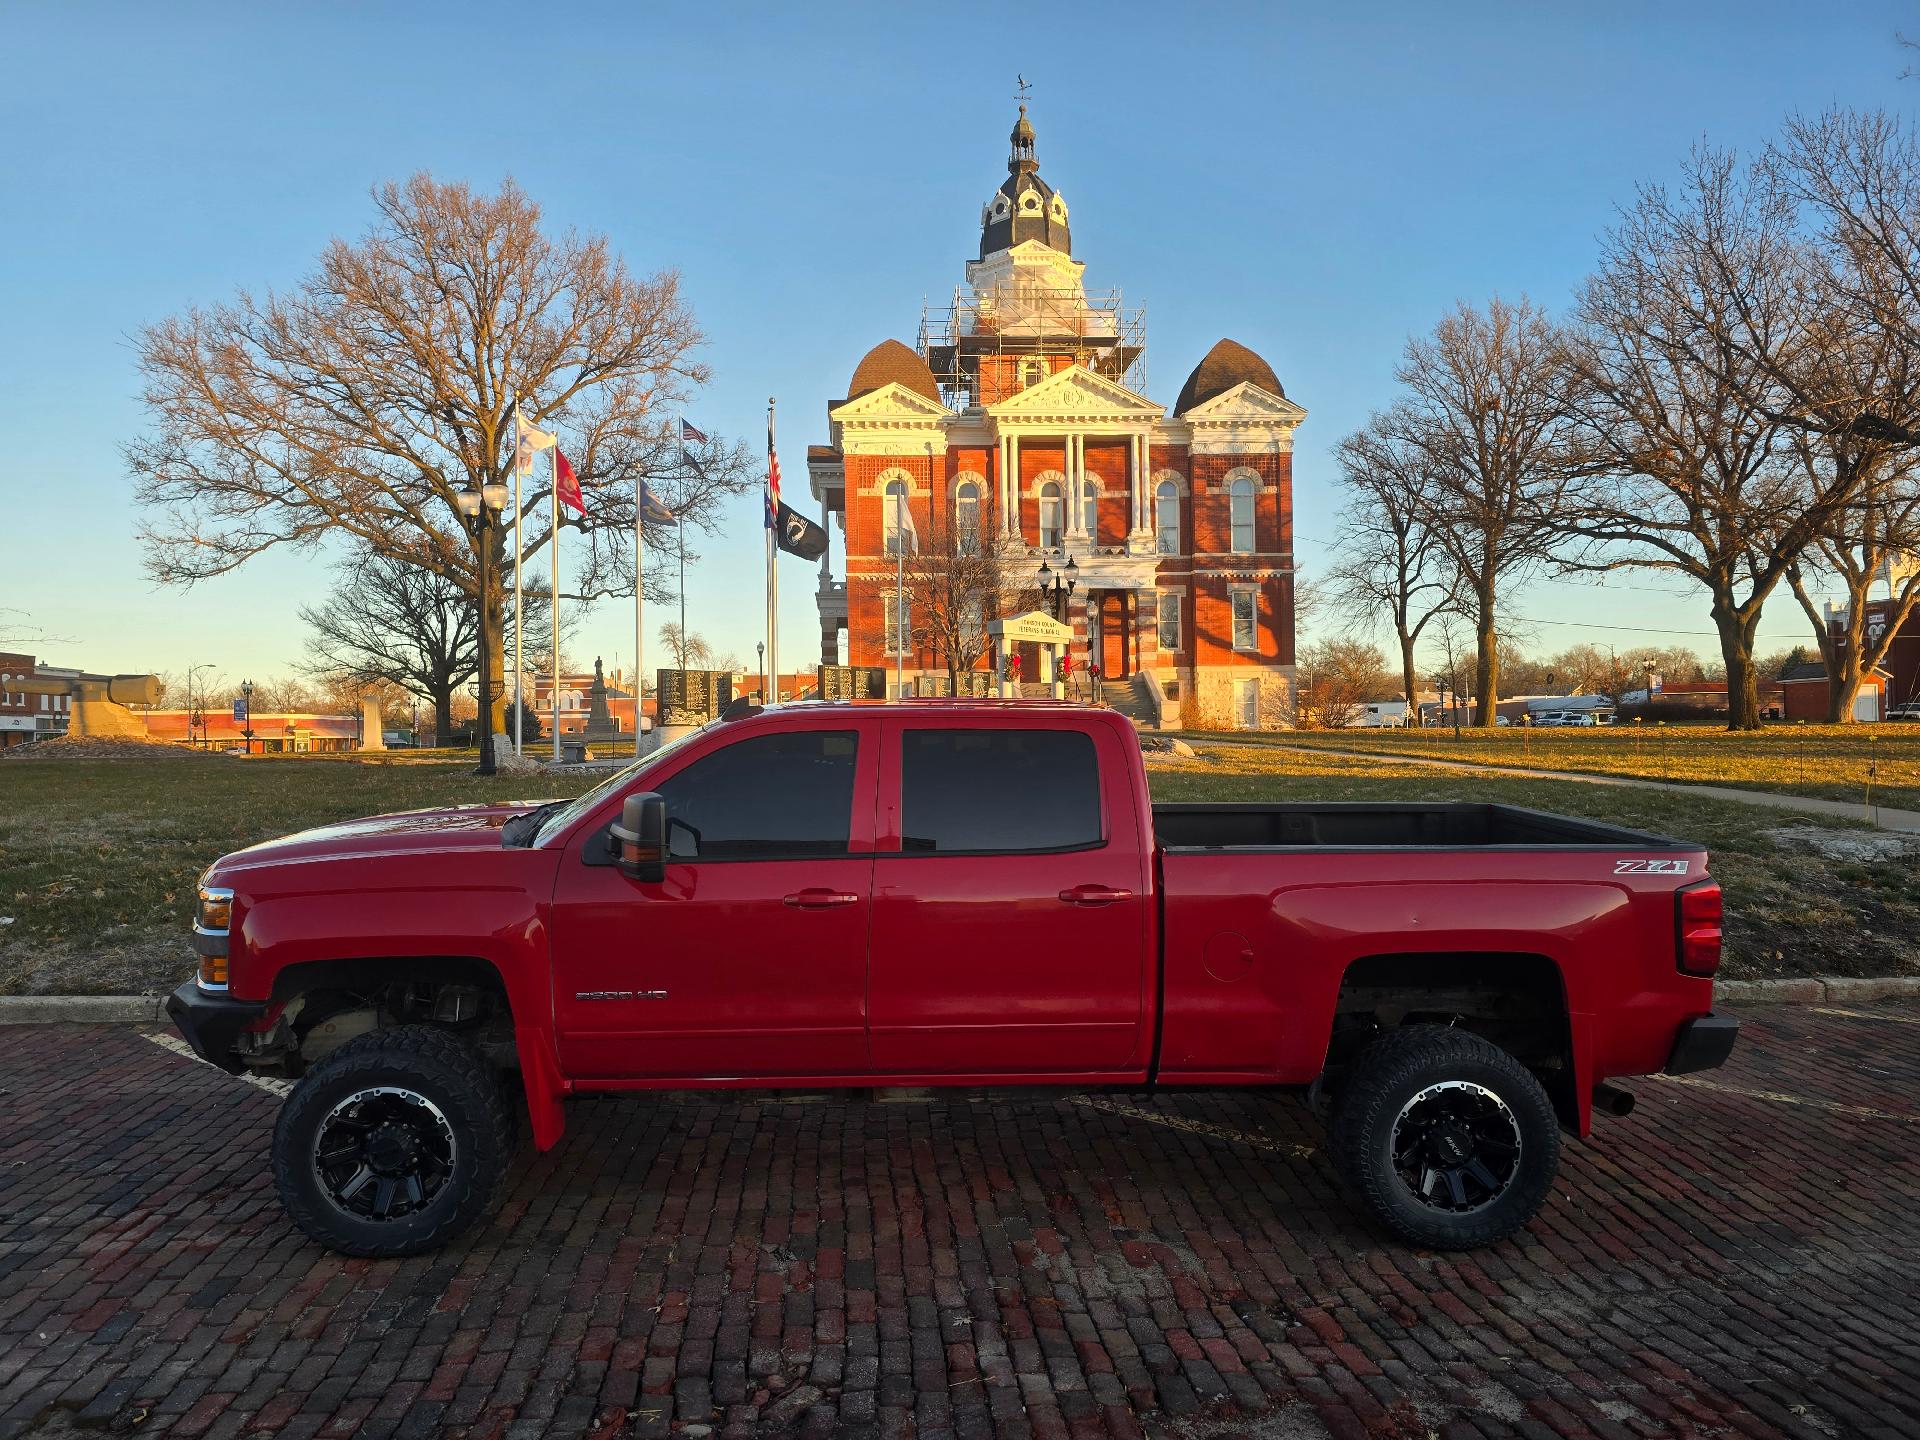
(807, 108, 1306, 728)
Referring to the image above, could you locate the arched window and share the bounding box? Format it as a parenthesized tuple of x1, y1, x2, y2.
(1155, 479, 1181, 554)
(1021, 359, 1047, 390)
(1079, 478, 1098, 536)
(883, 477, 910, 557)
(955, 480, 981, 555)
(1229, 474, 1256, 553)
(1038, 480, 1063, 549)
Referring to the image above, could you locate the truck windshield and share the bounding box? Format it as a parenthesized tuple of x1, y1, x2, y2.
(526, 723, 713, 848)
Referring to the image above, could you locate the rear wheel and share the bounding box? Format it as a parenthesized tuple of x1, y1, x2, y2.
(272, 1025, 514, 1257)
(1329, 1026, 1559, 1250)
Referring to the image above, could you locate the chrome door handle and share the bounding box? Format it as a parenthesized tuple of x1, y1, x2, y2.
(1057, 885, 1134, 906)
(784, 889, 861, 909)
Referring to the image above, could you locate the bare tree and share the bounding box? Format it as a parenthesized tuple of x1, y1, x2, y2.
(301, 548, 563, 738)
(1564, 147, 1848, 729)
(1769, 111, 1920, 717)
(657, 623, 715, 670)
(1390, 297, 1588, 725)
(128, 173, 756, 737)
(1330, 411, 1456, 705)
(904, 533, 1030, 692)
(1294, 638, 1394, 729)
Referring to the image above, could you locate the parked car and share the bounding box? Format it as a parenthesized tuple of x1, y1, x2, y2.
(170, 701, 1735, 1258)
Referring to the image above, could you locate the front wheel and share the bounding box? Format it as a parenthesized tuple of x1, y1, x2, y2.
(272, 1025, 515, 1257)
(1329, 1026, 1560, 1250)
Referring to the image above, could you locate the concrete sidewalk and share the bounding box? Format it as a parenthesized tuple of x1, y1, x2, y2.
(1272, 741, 1920, 834)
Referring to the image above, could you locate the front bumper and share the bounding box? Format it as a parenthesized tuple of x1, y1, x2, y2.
(166, 979, 267, 1074)
(1664, 1010, 1740, 1075)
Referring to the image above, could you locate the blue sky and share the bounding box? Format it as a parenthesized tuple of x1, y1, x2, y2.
(3, 1, 1912, 688)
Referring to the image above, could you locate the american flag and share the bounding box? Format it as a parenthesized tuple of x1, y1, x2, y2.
(765, 418, 781, 530)
(680, 417, 709, 474)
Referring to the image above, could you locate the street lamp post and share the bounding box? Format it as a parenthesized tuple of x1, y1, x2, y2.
(455, 476, 512, 775)
(756, 641, 766, 703)
(240, 679, 254, 756)
(1036, 554, 1076, 699)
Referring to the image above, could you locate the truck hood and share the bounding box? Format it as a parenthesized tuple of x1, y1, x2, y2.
(216, 801, 556, 871)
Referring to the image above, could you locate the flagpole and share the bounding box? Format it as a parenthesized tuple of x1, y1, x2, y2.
(512, 396, 523, 755)
(645, 474, 652, 768)
(551, 444, 562, 763)
(767, 398, 779, 703)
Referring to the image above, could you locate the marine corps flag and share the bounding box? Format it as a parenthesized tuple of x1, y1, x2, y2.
(773, 500, 828, 561)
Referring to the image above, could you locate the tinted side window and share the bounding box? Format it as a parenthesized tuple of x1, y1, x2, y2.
(900, 729, 1102, 853)
(655, 730, 858, 860)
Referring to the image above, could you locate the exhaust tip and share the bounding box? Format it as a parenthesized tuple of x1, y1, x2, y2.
(1593, 1083, 1636, 1118)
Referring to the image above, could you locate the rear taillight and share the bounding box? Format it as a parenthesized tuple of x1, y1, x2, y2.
(1677, 880, 1723, 977)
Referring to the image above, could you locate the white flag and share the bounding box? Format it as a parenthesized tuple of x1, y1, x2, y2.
(515, 412, 557, 476)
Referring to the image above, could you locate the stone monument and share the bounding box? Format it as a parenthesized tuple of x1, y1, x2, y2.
(11, 672, 160, 739)
(581, 657, 626, 750)
(656, 668, 733, 742)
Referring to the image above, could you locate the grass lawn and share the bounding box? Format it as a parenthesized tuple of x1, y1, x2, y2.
(1256, 723, 1920, 812)
(3, 742, 1915, 995)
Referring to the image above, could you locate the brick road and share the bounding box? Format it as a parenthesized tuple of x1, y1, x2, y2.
(2, 1004, 1917, 1440)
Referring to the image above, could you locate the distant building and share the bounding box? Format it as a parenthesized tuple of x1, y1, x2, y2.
(140, 710, 361, 753)
(513, 667, 643, 736)
(0, 653, 78, 747)
(1819, 596, 1920, 713)
(1778, 661, 1892, 722)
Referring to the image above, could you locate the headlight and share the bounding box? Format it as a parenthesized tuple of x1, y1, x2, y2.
(197, 886, 233, 933)
(194, 885, 234, 990)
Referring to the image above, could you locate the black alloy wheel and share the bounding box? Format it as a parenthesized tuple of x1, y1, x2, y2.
(273, 1025, 515, 1257)
(311, 1085, 458, 1222)
(1388, 1079, 1522, 1214)
(1329, 1026, 1560, 1250)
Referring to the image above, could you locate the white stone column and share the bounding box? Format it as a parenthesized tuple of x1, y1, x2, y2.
(1006, 437, 1021, 537)
(1124, 434, 1134, 533)
(1007, 434, 1021, 538)
(818, 489, 832, 580)
(1063, 434, 1077, 540)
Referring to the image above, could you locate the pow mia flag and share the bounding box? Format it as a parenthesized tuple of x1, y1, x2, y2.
(774, 500, 829, 561)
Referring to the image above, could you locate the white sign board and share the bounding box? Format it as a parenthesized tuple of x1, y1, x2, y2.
(988, 610, 1072, 645)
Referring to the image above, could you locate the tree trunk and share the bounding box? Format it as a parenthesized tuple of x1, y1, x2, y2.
(1828, 608, 1868, 724)
(1398, 629, 1419, 709)
(1712, 598, 1762, 730)
(432, 685, 453, 745)
(1472, 589, 1499, 727)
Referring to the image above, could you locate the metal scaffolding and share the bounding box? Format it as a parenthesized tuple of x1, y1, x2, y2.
(918, 280, 1147, 411)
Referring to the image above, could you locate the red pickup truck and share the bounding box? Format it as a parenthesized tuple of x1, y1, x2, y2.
(169, 700, 1736, 1258)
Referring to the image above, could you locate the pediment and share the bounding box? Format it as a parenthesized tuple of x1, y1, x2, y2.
(1180, 380, 1306, 424)
(829, 382, 953, 423)
(987, 365, 1164, 420)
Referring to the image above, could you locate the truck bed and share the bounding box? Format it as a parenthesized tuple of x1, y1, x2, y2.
(1153, 801, 1699, 852)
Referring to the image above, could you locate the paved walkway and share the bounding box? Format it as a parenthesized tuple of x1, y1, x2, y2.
(4, 1006, 1919, 1439)
(1272, 741, 1920, 834)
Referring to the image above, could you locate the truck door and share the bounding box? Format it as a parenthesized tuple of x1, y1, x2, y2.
(549, 723, 876, 1080)
(866, 720, 1150, 1075)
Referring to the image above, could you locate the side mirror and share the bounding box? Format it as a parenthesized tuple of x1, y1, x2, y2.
(609, 792, 667, 882)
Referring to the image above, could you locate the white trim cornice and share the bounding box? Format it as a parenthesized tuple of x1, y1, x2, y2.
(1181, 380, 1307, 456)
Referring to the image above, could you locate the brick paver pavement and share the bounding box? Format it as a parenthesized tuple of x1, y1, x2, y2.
(2, 1003, 1917, 1439)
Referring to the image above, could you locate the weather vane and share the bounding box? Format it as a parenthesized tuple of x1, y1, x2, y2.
(1014, 73, 1031, 107)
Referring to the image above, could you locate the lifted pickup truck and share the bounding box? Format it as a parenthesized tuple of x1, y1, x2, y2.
(170, 700, 1737, 1257)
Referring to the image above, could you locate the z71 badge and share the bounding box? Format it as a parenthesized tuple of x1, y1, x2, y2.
(1613, 858, 1690, 875)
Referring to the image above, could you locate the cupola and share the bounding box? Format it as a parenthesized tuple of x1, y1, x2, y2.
(979, 105, 1071, 259)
